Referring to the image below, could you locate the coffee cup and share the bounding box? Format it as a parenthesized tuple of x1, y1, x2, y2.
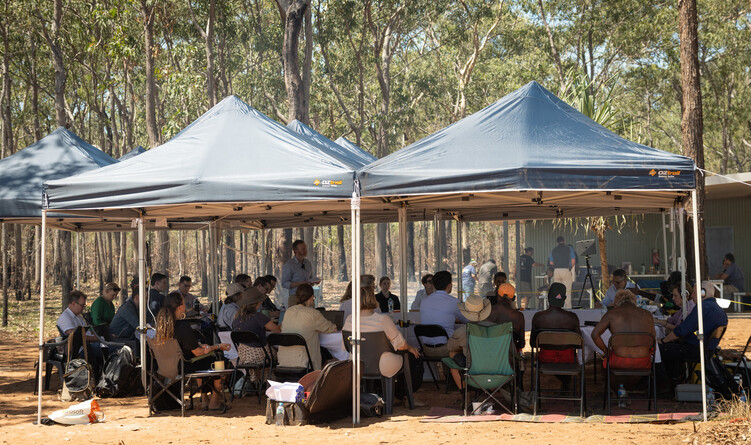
(211, 361, 225, 371)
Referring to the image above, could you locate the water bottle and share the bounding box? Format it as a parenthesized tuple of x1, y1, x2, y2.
(388, 298, 394, 314)
(193, 298, 200, 313)
(740, 390, 747, 404)
(275, 402, 285, 426)
(706, 388, 715, 411)
(617, 384, 628, 408)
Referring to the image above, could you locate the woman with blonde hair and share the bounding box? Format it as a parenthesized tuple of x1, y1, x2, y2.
(156, 291, 231, 410)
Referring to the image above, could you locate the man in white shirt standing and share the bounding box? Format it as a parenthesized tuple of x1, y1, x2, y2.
(281, 240, 320, 308)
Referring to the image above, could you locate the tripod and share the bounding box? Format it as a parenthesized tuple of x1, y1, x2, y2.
(576, 255, 596, 308)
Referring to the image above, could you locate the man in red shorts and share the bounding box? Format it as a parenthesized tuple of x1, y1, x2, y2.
(591, 290, 655, 369)
(531, 283, 581, 363)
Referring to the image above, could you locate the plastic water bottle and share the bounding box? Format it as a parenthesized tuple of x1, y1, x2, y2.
(275, 402, 285, 426)
(706, 388, 715, 411)
(617, 384, 628, 408)
(388, 298, 394, 313)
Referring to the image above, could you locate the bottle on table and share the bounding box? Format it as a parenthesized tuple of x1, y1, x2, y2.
(388, 298, 394, 314)
(706, 388, 715, 411)
(193, 298, 200, 313)
(275, 402, 285, 426)
(617, 384, 628, 408)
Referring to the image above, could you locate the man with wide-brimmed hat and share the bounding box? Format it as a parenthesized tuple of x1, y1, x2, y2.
(445, 294, 493, 391)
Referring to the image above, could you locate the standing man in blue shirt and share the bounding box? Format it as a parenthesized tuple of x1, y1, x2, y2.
(461, 259, 478, 299)
(549, 236, 575, 309)
(282, 240, 320, 307)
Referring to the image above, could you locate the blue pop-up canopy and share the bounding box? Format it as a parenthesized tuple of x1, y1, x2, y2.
(119, 145, 145, 161)
(0, 127, 117, 225)
(45, 96, 356, 228)
(287, 120, 375, 167)
(356, 81, 695, 221)
(335, 136, 377, 165)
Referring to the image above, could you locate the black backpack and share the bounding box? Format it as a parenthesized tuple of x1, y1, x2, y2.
(96, 346, 142, 398)
(702, 354, 741, 400)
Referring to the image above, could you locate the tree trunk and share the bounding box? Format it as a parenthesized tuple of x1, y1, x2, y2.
(119, 232, 127, 303)
(1, 224, 7, 326)
(276, 0, 310, 123)
(679, 0, 707, 278)
(188, 0, 216, 106)
(598, 232, 609, 291)
(225, 230, 235, 283)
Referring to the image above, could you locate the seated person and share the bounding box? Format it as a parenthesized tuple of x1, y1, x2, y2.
(237, 277, 269, 310)
(57, 290, 104, 375)
(591, 290, 655, 369)
(91, 282, 120, 326)
(110, 291, 142, 340)
(217, 283, 244, 329)
(233, 273, 252, 289)
(714, 253, 745, 294)
(531, 283, 581, 364)
(343, 286, 421, 401)
(419, 271, 469, 355)
(232, 288, 280, 380)
(486, 283, 525, 351)
(410, 274, 434, 311)
(156, 292, 231, 411)
(487, 272, 507, 304)
(277, 284, 337, 371)
(655, 283, 696, 334)
(445, 294, 492, 391)
(375, 276, 400, 313)
(339, 275, 380, 320)
(148, 272, 168, 319)
(174, 276, 199, 310)
(659, 281, 728, 380)
(538, 267, 555, 292)
(260, 275, 281, 313)
(598, 269, 639, 308)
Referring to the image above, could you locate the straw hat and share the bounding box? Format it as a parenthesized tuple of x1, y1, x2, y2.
(458, 294, 492, 322)
(226, 282, 245, 297)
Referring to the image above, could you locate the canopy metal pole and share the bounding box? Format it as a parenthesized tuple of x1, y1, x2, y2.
(433, 213, 441, 272)
(671, 208, 678, 272)
(679, 204, 687, 319)
(36, 210, 47, 425)
(661, 211, 669, 275)
(138, 217, 146, 389)
(75, 232, 80, 289)
(456, 219, 463, 302)
(208, 223, 217, 315)
(351, 188, 362, 425)
(398, 206, 408, 327)
(690, 190, 707, 422)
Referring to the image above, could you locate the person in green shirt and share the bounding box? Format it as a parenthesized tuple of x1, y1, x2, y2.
(91, 282, 120, 326)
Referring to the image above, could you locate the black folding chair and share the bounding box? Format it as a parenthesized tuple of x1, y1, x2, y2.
(605, 332, 657, 415)
(230, 331, 271, 403)
(413, 324, 450, 391)
(267, 333, 314, 382)
(533, 330, 586, 417)
(724, 334, 751, 390)
(342, 329, 414, 414)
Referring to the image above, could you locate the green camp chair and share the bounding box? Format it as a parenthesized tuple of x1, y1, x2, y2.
(442, 322, 517, 416)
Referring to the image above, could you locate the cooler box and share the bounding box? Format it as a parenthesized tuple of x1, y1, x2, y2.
(675, 383, 710, 402)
